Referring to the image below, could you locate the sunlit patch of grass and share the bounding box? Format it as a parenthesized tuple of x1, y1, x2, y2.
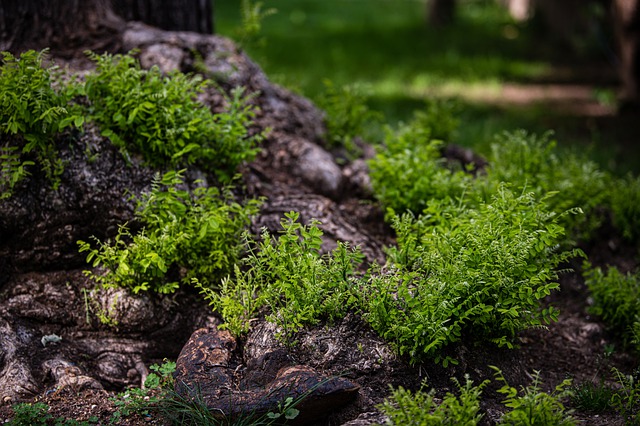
(215, 0, 547, 104)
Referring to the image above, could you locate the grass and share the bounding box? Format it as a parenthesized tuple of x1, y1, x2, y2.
(214, 0, 640, 174)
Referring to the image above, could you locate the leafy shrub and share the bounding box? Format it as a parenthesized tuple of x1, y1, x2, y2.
(610, 173, 640, 242)
(380, 370, 577, 426)
(368, 116, 471, 216)
(357, 187, 580, 365)
(584, 264, 640, 346)
(199, 211, 364, 339)
(371, 126, 612, 242)
(410, 98, 460, 143)
(8, 402, 96, 426)
(78, 170, 260, 294)
(378, 375, 489, 425)
(570, 380, 615, 413)
(0, 49, 84, 197)
(84, 52, 262, 183)
(316, 79, 382, 156)
(492, 367, 576, 426)
(611, 367, 640, 425)
(485, 131, 610, 240)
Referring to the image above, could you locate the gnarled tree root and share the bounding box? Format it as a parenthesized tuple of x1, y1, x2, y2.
(174, 328, 360, 424)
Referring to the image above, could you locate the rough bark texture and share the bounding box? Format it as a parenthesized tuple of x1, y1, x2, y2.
(0, 0, 125, 55)
(111, 0, 213, 34)
(174, 327, 360, 424)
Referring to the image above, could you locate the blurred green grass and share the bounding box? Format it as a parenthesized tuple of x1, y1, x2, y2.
(215, 0, 639, 174)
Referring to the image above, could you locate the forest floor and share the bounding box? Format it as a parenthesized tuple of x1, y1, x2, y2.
(1, 13, 640, 426)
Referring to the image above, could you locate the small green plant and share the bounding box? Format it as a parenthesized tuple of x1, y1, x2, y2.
(8, 402, 52, 426)
(485, 131, 610, 241)
(79, 170, 261, 294)
(237, 0, 277, 48)
(316, 79, 382, 156)
(583, 263, 640, 346)
(109, 359, 176, 424)
(411, 99, 460, 143)
(8, 402, 97, 426)
(158, 381, 306, 425)
(0, 49, 84, 198)
(378, 375, 489, 425)
(84, 51, 262, 183)
(610, 173, 640, 242)
(199, 211, 364, 341)
(632, 320, 640, 354)
(570, 380, 615, 413)
(611, 367, 640, 425)
(368, 118, 471, 216)
(358, 187, 580, 365)
(492, 367, 576, 426)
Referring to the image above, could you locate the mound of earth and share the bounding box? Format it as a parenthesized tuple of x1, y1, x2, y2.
(0, 22, 638, 425)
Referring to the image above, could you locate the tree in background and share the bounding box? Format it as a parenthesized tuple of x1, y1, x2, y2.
(428, 0, 456, 27)
(0, 0, 125, 55)
(112, 0, 213, 34)
(0, 0, 213, 55)
(425, 0, 640, 109)
(612, 0, 640, 107)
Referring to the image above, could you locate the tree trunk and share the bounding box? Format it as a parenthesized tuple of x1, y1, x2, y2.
(428, 0, 456, 27)
(612, 0, 640, 108)
(0, 0, 125, 55)
(111, 0, 213, 34)
(0, 0, 214, 56)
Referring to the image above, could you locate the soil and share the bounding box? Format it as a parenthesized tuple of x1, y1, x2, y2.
(0, 22, 639, 426)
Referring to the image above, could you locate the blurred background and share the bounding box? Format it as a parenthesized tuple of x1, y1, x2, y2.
(215, 0, 640, 174)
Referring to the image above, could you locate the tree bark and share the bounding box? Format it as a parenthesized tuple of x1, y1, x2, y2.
(428, 0, 456, 27)
(0, 0, 214, 56)
(0, 0, 125, 55)
(612, 0, 640, 107)
(111, 0, 213, 34)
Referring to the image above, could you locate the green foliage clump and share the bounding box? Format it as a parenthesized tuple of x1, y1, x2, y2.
(316, 79, 382, 156)
(411, 99, 460, 143)
(378, 375, 488, 425)
(570, 380, 615, 413)
(200, 211, 364, 340)
(368, 113, 470, 216)
(485, 131, 610, 240)
(79, 170, 260, 294)
(610, 173, 640, 242)
(8, 402, 97, 425)
(380, 369, 576, 426)
(492, 367, 576, 426)
(110, 359, 176, 424)
(611, 367, 640, 425)
(371, 124, 616, 243)
(358, 187, 579, 365)
(237, 0, 277, 48)
(584, 263, 640, 347)
(84, 52, 262, 183)
(0, 49, 83, 197)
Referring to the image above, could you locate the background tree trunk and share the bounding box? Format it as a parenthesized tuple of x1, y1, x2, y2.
(612, 0, 640, 107)
(428, 0, 456, 27)
(0, 0, 125, 55)
(111, 0, 213, 34)
(0, 0, 214, 56)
